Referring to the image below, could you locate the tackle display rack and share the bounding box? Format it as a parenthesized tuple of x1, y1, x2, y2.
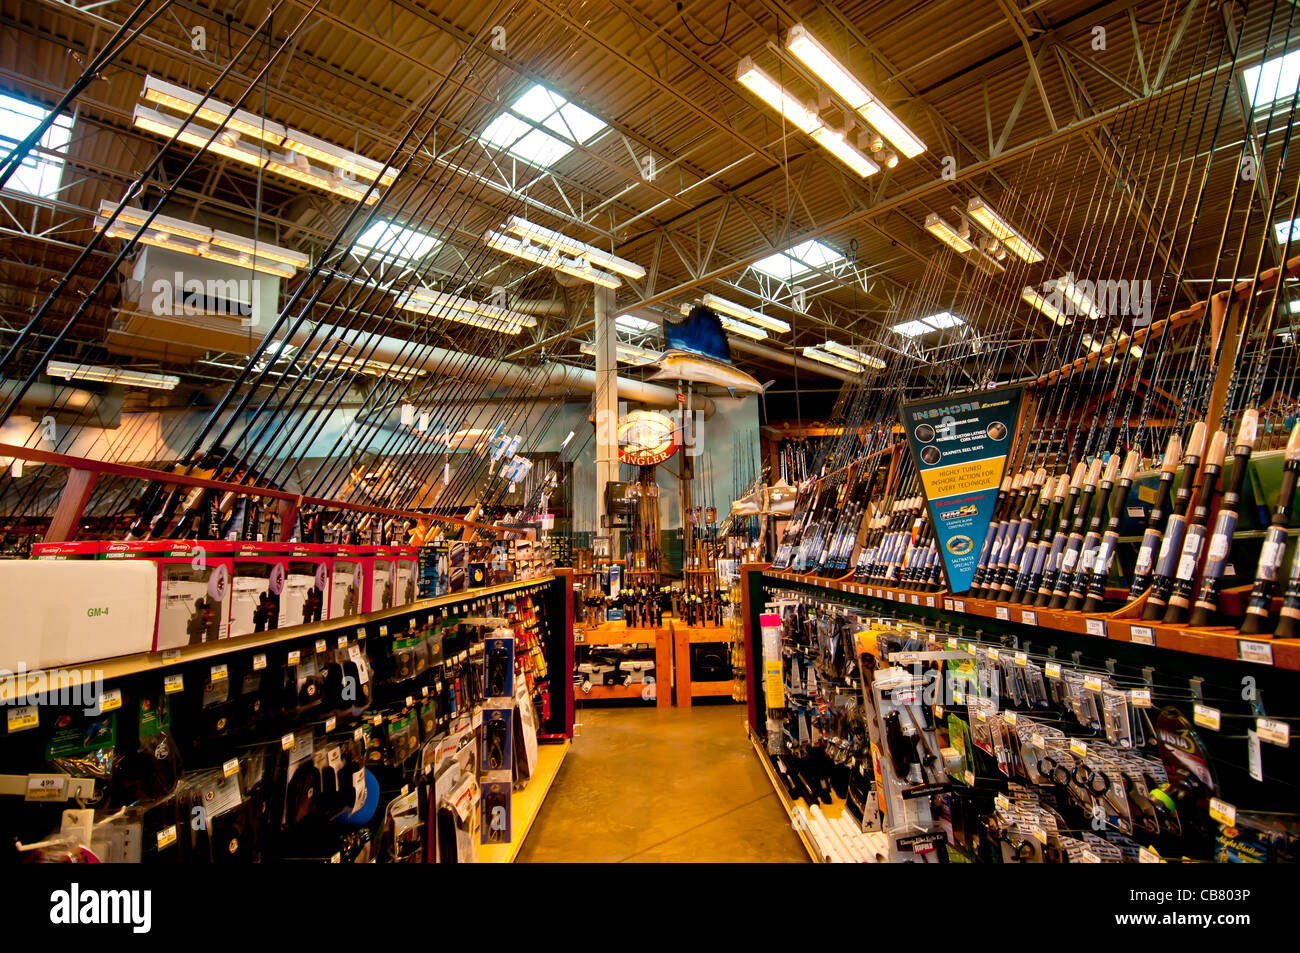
(572, 618, 672, 707)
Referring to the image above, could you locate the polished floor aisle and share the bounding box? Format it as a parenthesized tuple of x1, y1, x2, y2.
(517, 703, 808, 862)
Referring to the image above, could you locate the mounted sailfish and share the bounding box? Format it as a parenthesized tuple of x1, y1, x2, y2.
(645, 303, 764, 395)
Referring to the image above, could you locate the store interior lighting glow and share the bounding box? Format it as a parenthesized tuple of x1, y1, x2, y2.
(802, 346, 868, 374)
(396, 292, 527, 335)
(484, 231, 621, 289)
(46, 360, 179, 390)
(966, 197, 1043, 263)
(315, 352, 424, 380)
(700, 293, 791, 333)
(679, 300, 768, 339)
(406, 286, 537, 327)
(785, 24, 926, 158)
(96, 201, 308, 278)
(578, 341, 659, 365)
(736, 57, 878, 177)
(924, 213, 973, 253)
(134, 77, 392, 202)
(506, 216, 645, 279)
(823, 340, 886, 369)
(1021, 286, 1069, 325)
(1055, 275, 1102, 319)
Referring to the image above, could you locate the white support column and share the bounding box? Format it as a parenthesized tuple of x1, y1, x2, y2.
(593, 286, 620, 552)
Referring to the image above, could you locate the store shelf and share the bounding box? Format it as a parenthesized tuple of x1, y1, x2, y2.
(573, 682, 658, 701)
(763, 569, 1300, 671)
(573, 620, 672, 708)
(0, 575, 556, 704)
(748, 732, 887, 863)
(671, 621, 739, 706)
(479, 740, 569, 863)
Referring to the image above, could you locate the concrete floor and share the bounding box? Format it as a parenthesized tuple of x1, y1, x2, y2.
(516, 702, 809, 863)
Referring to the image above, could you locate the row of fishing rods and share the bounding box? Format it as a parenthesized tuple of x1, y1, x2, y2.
(0, 0, 604, 542)
(769, 1, 1300, 638)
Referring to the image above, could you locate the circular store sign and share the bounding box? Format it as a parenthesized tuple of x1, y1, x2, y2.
(616, 410, 680, 466)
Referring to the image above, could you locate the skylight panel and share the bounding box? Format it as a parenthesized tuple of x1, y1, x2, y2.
(354, 220, 439, 264)
(615, 314, 657, 333)
(0, 94, 73, 199)
(1243, 48, 1300, 110)
(890, 319, 933, 338)
(891, 312, 966, 337)
(752, 239, 843, 280)
(480, 83, 606, 169)
(923, 311, 964, 329)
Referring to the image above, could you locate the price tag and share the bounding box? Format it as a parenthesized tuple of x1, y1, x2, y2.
(405, 696, 414, 708)
(1021, 610, 1037, 626)
(1256, 718, 1290, 747)
(927, 597, 936, 608)
(379, 625, 388, 637)
(935, 705, 945, 717)
(1032, 826, 1048, 845)
(356, 627, 366, 640)
(316, 639, 328, 654)
(988, 648, 1001, 660)
(163, 673, 184, 694)
(1138, 846, 1163, 864)
(1129, 689, 1152, 708)
(995, 794, 1010, 810)
(953, 600, 966, 613)
(222, 758, 240, 779)
(1086, 618, 1107, 637)
(24, 774, 68, 801)
(946, 637, 958, 649)
(1208, 797, 1236, 827)
(7, 705, 38, 733)
(354, 727, 364, 742)
(97, 688, 122, 714)
(1080, 848, 1101, 864)
(1014, 652, 1028, 667)
(574, 630, 585, 644)
(325, 716, 336, 733)
(160, 649, 182, 661)
(1045, 662, 1062, 679)
(995, 607, 1010, 621)
(964, 770, 975, 786)
(252, 654, 267, 671)
(1193, 704, 1221, 731)
(911, 595, 919, 605)
(976, 710, 988, 722)
(1083, 675, 1104, 693)
(1003, 711, 1018, 725)
(1129, 625, 1154, 646)
(1070, 739, 1088, 758)
(944, 600, 954, 611)
(953, 690, 965, 704)
(281, 732, 296, 751)
(1237, 640, 1274, 666)
(1248, 731, 1263, 783)
(287, 650, 301, 666)
(156, 825, 178, 850)
(210, 664, 228, 682)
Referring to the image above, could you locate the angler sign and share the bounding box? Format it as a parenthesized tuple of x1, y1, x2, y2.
(901, 385, 1023, 593)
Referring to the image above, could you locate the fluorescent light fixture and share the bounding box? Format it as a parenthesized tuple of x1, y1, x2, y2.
(134, 77, 390, 202)
(579, 341, 659, 365)
(1080, 333, 1103, 353)
(616, 314, 658, 333)
(355, 220, 440, 264)
(736, 57, 878, 177)
(1243, 48, 1300, 110)
(1021, 286, 1069, 326)
(142, 76, 286, 146)
(785, 24, 926, 158)
(924, 213, 973, 253)
(484, 230, 620, 288)
(823, 340, 886, 369)
(966, 197, 1043, 263)
(802, 346, 867, 374)
(96, 200, 308, 278)
(752, 240, 844, 281)
(405, 286, 537, 327)
(700, 293, 790, 332)
(1055, 275, 1101, 319)
(47, 360, 179, 390)
(479, 83, 606, 169)
(0, 93, 73, 199)
(890, 312, 965, 337)
(506, 216, 645, 278)
(396, 292, 528, 335)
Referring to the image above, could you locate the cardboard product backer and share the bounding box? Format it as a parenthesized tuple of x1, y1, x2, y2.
(31, 541, 101, 559)
(417, 542, 449, 598)
(100, 540, 232, 650)
(228, 542, 291, 638)
(513, 672, 539, 782)
(329, 545, 365, 619)
(364, 546, 398, 613)
(0, 559, 157, 669)
(283, 544, 331, 626)
(393, 545, 418, 606)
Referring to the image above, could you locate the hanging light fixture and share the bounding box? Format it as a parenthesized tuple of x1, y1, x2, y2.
(966, 197, 1043, 263)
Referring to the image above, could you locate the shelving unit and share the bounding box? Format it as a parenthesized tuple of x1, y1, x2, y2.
(671, 621, 737, 706)
(478, 740, 570, 863)
(573, 619, 672, 708)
